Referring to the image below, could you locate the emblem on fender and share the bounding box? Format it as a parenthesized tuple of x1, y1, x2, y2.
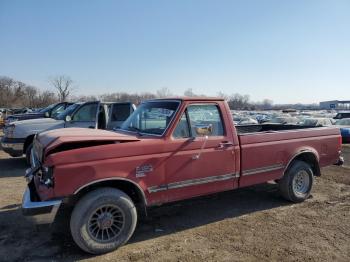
(136, 164, 153, 178)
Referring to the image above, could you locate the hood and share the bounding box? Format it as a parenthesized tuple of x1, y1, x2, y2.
(12, 118, 65, 138)
(13, 117, 61, 126)
(37, 128, 140, 150)
(7, 112, 43, 119)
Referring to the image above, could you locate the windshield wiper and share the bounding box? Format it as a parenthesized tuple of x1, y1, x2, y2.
(120, 126, 145, 136)
(127, 126, 141, 132)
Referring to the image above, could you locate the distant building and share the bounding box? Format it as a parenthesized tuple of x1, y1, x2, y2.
(319, 100, 350, 110)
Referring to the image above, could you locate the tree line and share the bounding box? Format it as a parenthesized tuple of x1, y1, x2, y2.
(0, 75, 276, 110)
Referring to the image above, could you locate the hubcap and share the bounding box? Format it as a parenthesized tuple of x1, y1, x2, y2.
(88, 205, 125, 243)
(292, 170, 310, 195)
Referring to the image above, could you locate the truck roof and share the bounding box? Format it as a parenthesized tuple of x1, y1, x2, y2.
(74, 101, 133, 105)
(146, 97, 225, 102)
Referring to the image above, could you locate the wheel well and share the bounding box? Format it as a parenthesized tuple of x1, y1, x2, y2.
(23, 135, 35, 153)
(287, 152, 321, 176)
(74, 180, 147, 209)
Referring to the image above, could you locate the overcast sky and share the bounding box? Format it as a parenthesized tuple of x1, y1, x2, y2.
(0, 0, 349, 104)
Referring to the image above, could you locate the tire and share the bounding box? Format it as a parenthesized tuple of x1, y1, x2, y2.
(70, 187, 137, 254)
(25, 143, 33, 166)
(278, 160, 314, 203)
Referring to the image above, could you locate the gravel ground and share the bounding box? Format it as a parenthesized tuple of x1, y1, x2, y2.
(0, 135, 349, 262)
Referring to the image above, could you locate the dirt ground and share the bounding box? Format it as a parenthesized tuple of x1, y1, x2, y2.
(0, 136, 349, 262)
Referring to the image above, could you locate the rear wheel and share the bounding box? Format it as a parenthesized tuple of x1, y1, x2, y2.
(278, 160, 314, 202)
(70, 188, 137, 254)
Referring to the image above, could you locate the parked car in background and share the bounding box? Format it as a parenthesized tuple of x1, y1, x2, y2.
(232, 116, 258, 125)
(1, 101, 135, 164)
(265, 116, 299, 125)
(298, 118, 334, 127)
(22, 97, 343, 254)
(334, 118, 350, 143)
(5, 102, 72, 125)
(333, 112, 350, 120)
(10, 107, 33, 114)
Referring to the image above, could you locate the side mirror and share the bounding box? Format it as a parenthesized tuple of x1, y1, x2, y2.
(65, 115, 72, 122)
(191, 124, 212, 160)
(44, 112, 50, 117)
(194, 124, 213, 136)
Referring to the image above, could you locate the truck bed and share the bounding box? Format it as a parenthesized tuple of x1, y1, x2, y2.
(236, 124, 341, 188)
(236, 124, 317, 134)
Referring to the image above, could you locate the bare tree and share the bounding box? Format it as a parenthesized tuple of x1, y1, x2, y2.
(24, 86, 38, 108)
(184, 88, 195, 97)
(36, 90, 57, 107)
(217, 91, 230, 101)
(49, 75, 74, 102)
(156, 87, 172, 98)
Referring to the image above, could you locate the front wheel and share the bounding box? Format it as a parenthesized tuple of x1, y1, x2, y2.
(278, 160, 314, 203)
(70, 188, 137, 254)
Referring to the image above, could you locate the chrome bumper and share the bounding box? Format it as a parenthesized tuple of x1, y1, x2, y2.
(22, 187, 62, 224)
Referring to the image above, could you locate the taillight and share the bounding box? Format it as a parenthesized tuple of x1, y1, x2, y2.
(338, 135, 342, 150)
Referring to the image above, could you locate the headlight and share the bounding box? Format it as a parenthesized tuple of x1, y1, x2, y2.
(41, 166, 54, 187)
(4, 124, 15, 137)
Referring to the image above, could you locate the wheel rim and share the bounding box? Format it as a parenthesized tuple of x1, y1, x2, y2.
(87, 204, 125, 243)
(292, 170, 310, 196)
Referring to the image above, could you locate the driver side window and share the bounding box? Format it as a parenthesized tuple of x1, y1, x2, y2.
(72, 103, 98, 121)
(173, 104, 224, 138)
(187, 104, 224, 137)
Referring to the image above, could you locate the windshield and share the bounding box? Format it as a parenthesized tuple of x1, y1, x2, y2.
(335, 119, 350, 126)
(39, 103, 57, 113)
(54, 104, 80, 120)
(120, 101, 180, 135)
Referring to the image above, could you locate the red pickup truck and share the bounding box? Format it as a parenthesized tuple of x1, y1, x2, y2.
(23, 97, 343, 254)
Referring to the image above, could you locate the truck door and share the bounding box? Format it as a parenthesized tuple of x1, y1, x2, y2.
(165, 103, 237, 202)
(65, 102, 99, 129)
(107, 103, 135, 129)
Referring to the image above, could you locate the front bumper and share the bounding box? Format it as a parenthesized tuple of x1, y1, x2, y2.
(22, 185, 62, 225)
(1, 137, 25, 157)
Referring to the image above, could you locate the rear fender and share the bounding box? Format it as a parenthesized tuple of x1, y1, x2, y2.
(283, 149, 320, 177)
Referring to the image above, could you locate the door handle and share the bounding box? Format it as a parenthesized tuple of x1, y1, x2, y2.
(218, 141, 233, 149)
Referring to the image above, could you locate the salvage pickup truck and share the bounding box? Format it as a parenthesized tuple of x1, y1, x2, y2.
(1, 101, 135, 164)
(22, 97, 343, 254)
